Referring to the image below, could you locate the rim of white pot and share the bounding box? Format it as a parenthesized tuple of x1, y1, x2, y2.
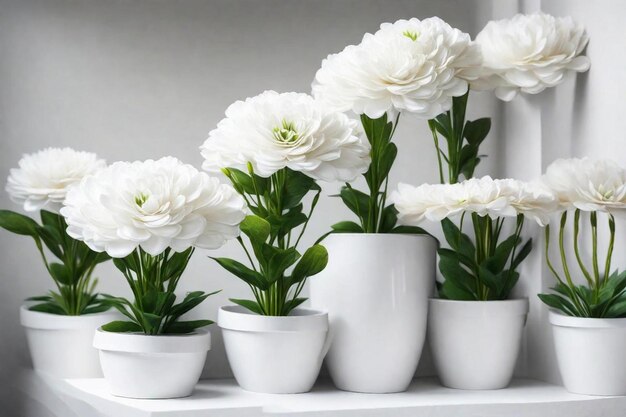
(429, 298, 529, 317)
(20, 305, 119, 330)
(93, 327, 211, 353)
(325, 233, 436, 241)
(548, 310, 626, 328)
(218, 306, 328, 333)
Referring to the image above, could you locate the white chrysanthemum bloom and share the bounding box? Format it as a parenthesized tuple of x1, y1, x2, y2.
(391, 176, 556, 225)
(6, 147, 106, 213)
(497, 179, 558, 226)
(312, 17, 482, 119)
(474, 13, 590, 101)
(542, 158, 626, 213)
(60, 157, 247, 258)
(201, 91, 370, 181)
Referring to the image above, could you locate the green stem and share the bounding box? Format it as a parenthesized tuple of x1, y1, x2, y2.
(429, 120, 445, 184)
(604, 214, 616, 286)
(573, 209, 594, 287)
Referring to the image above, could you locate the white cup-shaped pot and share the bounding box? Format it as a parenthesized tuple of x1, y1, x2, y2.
(20, 305, 119, 378)
(93, 328, 210, 398)
(549, 310, 626, 396)
(309, 233, 437, 393)
(218, 306, 329, 394)
(428, 298, 529, 390)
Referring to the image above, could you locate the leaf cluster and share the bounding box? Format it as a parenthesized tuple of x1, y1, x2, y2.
(437, 216, 531, 301)
(332, 113, 426, 235)
(219, 167, 328, 316)
(0, 209, 110, 315)
(103, 247, 216, 334)
(428, 92, 491, 184)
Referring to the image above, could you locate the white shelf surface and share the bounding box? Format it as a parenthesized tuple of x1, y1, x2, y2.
(28, 374, 626, 417)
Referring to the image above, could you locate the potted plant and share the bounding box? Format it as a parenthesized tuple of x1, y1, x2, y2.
(0, 147, 117, 378)
(539, 158, 626, 396)
(308, 17, 481, 393)
(60, 157, 246, 398)
(200, 90, 370, 394)
(391, 176, 556, 389)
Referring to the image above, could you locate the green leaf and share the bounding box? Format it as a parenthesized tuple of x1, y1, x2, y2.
(0, 210, 40, 237)
(339, 187, 370, 223)
(538, 293, 578, 316)
(230, 298, 264, 315)
(291, 244, 328, 284)
(331, 221, 363, 233)
(169, 291, 216, 318)
(166, 320, 214, 334)
(28, 303, 66, 315)
(283, 297, 307, 315)
(49, 262, 73, 285)
(212, 257, 269, 290)
(266, 247, 301, 283)
(282, 169, 318, 209)
(464, 118, 491, 146)
(390, 225, 430, 235)
(240, 215, 271, 245)
(378, 205, 398, 233)
(101, 321, 143, 333)
(441, 218, 475, 259)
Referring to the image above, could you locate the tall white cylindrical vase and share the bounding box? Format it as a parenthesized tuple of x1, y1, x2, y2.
(309, 233, 437, 393)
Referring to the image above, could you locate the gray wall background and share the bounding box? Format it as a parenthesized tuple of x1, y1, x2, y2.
(1, 0, 622, 415)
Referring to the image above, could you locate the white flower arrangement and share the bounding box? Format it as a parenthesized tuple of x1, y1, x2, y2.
(6, 147, 106, 213)
(539, 158, 626, 318)
(474, 13, 590, 101)
(201, 90, 370, 182)
(1, 147, 110, 315)
(59, 156, 246, 335)
(61, 156, 246, 258)
(391, 176, 556, 300)
(312, 17, 481, 119)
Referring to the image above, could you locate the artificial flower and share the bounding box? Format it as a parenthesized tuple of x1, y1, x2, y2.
(6, 147, 106, 212)
(61, 157, 246, 258)
(200, 91, 370, 181)
(474, 13, 590, 101)
(542, 157, 626, 212)
(312, 17, 482, 119)
(391, 176, 556, 225)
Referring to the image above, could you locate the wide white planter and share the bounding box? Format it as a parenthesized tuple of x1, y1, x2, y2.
(218, 306, 329, 394)
(20, 305, 119, 378)
(428, 298, 529, 390)
(309, 233, 437, 393)
(93, 328, 210, 398)
(549, 311, 626, 396)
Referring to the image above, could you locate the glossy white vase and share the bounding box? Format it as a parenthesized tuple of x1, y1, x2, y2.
(310, 233, 437, 393)
(549, 311, 626, 396)
(428, 299, 529, 390)
(219, 306, 329, 394)
(93, 328, 211, 398)
(20, 305, 119, 378)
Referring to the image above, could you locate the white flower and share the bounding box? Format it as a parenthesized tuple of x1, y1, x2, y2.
(5, 147, 106, 213)
(201, 91, 370, 181)
(542, 158, 626, 213)
(312, 17, 482, 119)
(391, 176, 556, 225)
(60, 157, 247, 258)
(474, 13, 590, 101)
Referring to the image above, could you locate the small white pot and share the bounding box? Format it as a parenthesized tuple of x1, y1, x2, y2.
(218, 305, 329, 394)
(549, 311, 626, 396)
(93, 328, 211, 399)
(20, 305, 119, 378)
(428, 298, 529, 390)
(310, 233, 437, 393)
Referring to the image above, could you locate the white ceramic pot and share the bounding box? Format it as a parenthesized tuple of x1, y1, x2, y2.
(549, 311, 626, 396)
(428, 298, 529, 390)
(93, 328, 210, 398)
(20, 305, 119, 378)
(218, 305, 329, 394)
(309, 233, 437, 393)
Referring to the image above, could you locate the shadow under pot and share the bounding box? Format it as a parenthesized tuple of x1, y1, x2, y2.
(20, 305, 120, 378)
(218, 306, 329, 394)
(428, 298, 529, 390)
(93, 328, 211, 399)
(549, 311, 626, 396)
